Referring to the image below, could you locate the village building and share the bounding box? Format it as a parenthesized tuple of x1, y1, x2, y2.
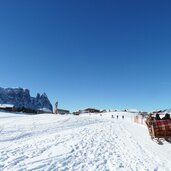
(57, 109, 70, 115)
(37, 108, 52, 114)
(139, 112, 148, 117)
(54, 100, 70, 114)
(73, 111, 80, 115)
(0, 104, 14, 112)
(78, 108, 100, 114)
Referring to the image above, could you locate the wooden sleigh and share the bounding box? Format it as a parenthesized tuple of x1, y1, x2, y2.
(145, 119, 171, 143)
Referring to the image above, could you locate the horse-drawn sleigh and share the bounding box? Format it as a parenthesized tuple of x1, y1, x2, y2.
(145, 115, 171, 144)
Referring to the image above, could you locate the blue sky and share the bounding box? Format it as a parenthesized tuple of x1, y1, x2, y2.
(0, 0, 171, 111)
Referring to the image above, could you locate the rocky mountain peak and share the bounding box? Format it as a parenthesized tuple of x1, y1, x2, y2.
(0, 87, 53, 112)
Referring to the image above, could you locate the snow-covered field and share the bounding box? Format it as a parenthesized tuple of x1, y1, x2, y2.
(0, 111, 171, 171)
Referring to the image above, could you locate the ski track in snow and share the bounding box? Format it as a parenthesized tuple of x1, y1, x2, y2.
(0, 112, 171, 171)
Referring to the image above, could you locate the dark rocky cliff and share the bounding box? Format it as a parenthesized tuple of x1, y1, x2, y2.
(0, 87, 53, 112)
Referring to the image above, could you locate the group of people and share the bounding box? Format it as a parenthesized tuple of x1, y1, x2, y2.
(146, 113, 171, 128)
(112, 115, 124, 119)
(155, 113, 171, 120)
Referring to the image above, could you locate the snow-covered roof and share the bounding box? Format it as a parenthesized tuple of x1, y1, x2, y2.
(0, 104, 14, 108)
(37, 108, 52, 113)
(126, 109, 140, 113)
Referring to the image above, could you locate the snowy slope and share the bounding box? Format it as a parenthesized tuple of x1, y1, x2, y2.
(0, 112, 171, 171)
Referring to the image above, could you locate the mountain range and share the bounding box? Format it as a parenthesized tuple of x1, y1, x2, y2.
(0, 87, 53, 112)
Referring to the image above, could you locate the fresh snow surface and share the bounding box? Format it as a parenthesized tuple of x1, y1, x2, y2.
(0, 111, 171, 171)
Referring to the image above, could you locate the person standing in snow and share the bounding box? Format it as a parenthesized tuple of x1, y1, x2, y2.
(155, 113, 161, 120)
(122, 115, 124, 119)
(116, 115, 118, 119)
(162, 113, 171, 120)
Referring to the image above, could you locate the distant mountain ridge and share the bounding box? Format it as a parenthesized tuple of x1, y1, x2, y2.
(0, 87, 53, 112)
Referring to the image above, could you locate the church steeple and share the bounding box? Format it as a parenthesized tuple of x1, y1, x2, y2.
(55, 101, 58, 114)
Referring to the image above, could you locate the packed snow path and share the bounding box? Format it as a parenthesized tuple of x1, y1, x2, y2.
(0, 112, 171, 171)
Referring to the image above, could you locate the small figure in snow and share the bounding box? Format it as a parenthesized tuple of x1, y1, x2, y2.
(155, 113, 161, 120)
(162, 113, 171, 120)
(122, 115, 124, 119)
(116, 115, 118, 119)
(112, 115, 114, 118)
